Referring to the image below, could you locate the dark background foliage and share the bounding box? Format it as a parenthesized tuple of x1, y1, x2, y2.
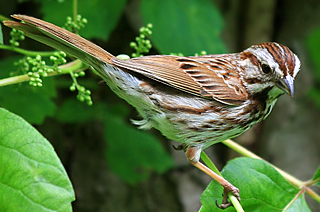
(1, 0, 320, 211)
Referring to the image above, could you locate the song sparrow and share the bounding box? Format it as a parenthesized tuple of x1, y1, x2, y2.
(4, 15, 300, 208)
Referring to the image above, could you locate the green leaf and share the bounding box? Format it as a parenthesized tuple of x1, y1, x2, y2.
(308, 88, 320, 108)
(200, 158, 310, 212)
(312, 167, 320, 187)
(40, 0, 127, 41)
(306, 28, 320, 81)
(0, 23, 3, 45)
(0, 108, 75, 211)
(141, 0, 226, 55)
(285, 195, 311, 212)
(103, 105, 174, 184)
(56, 98, 96, 123)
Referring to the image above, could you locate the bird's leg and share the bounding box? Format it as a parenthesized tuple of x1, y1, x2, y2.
(186, 146, 240, 209)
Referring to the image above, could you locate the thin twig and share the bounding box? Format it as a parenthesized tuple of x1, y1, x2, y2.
(0, 44, 56, 56)
(0, 59, 87, 87)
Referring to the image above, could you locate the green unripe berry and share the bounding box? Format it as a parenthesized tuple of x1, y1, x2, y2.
(47, 68, 53, 73)
(79, 71, 85, 76)
(60, 58, 67, 64)
(130, 42, 137, 48)
(59, 51, 67, 57)
(82, 18, 88, 24)
(70, 85, 76, 91)
(78, 95, 85, 102)
(79, 86, 86, 92)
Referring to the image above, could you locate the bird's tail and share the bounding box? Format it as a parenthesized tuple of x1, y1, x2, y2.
(3, 15, 115, 66)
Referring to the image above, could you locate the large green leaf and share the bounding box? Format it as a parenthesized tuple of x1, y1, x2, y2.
(200, 158, 310, 212)
(0, 108, 75, 211)
(40, 0, 127, 41)
(141, 0, 226, 55)
(103, 105, 174, 184)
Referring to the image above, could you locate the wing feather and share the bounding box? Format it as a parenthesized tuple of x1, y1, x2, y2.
(112, 55, 248, 105)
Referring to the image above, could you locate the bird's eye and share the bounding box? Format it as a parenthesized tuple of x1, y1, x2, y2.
(261, 64, 272, 74)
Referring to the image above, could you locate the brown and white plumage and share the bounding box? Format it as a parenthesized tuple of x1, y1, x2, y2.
(3, 15, 301, 206)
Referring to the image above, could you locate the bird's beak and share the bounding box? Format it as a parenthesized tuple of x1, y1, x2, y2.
(276, 75, 294, 97)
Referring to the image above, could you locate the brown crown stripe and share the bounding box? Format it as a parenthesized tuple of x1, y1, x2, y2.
(267, 43, 282, 63)
(273, 44, 289, 76)
(282, 46, 296, 76)
(264, 43, 297, 77)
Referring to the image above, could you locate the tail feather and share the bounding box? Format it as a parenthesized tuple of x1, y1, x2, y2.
(3, 15, 114, 65)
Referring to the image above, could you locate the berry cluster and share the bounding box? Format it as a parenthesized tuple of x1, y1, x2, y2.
(64, 15, 88, 33)
(13, 51, 67, 87)
(130, 24, 153, 58)
(9, 29, 25, 47)
(69, 71, 92, 106)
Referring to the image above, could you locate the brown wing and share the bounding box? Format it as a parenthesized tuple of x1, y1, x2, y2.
(112, 54, 248, 105)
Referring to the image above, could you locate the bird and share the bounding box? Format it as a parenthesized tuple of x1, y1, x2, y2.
(3, 15, 300, 208)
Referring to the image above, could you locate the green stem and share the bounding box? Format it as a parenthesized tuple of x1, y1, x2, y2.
(200, 151, 244, 212)
(229, 195, 244, 212)
(73, 0, 78, 22)
(59, 59, 87, 74)
(0, 44, 56, 57)
(0, 14, 11, 22)
(0, 59, 87, 87)
(69, 68, 82, 91)
(222, 139, 320, 203)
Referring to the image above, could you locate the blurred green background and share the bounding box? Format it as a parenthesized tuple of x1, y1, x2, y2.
(0, 0, 320, 211)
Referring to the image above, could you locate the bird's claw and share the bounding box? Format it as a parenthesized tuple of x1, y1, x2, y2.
(216, 186, 240, 209)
